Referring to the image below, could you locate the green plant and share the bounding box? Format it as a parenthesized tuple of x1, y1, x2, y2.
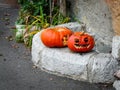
(16, 0, 71, 48)
(24, 30, 40, 47)
(17, 0, 70, 26)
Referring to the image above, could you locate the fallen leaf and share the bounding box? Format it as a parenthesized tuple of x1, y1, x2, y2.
(5, 36, 13, 41)
(5, 22, 10, 25)
(4, 13, 10, 16)
(4, 17, 9, 21)
(11, 26, 16, 29)
(11, 44, 19, 48)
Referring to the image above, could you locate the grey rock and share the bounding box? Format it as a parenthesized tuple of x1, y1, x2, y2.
(113, 80, 120, 90)
(40, 47, 96, 81)
(32, 32, 96, 81)
(31, 31, 45, 64)
(32, 31, 119, 83)
(112, 36, 120, 60)
(88, 53, 118, 83)
(95, 38, 112, 53)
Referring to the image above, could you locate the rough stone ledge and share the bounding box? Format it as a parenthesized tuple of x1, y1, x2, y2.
(31, 31, 119, 83)
(112, 36, 120, 60)
(113, 80, 120, 90)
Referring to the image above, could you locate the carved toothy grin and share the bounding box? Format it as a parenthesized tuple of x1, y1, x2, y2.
(73, 37, 90, 49)
(74, 44, 90, 49)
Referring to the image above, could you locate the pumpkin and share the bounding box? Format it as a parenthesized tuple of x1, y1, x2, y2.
(67, 32, 95, 52)
(41, 27, 73, 47)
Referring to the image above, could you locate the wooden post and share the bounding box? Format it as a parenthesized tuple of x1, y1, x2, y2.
(59, 0, 66, 17)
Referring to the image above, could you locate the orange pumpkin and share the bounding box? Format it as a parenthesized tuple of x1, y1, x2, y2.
(68, 32, 95, 52)
(41, 27, 73, 47)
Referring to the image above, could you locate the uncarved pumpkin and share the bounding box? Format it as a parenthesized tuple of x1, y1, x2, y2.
(68, 32, 95, 52)
(41, 27, 73, 48)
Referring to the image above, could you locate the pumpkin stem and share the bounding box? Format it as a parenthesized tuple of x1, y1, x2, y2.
(80, 31, 85, 36)
(79, 24, 86, 36)
(81, 24, 86, 32)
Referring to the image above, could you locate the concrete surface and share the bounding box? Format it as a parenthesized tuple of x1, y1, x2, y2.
(0, 5, 115, 90)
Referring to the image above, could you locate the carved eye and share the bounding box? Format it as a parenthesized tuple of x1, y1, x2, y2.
(74, 38, 79, 43)
(84, 37, 88, 42)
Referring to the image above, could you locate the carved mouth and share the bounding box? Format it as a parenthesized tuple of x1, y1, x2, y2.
(62, 35, 69, 46)
(74, 44, 90, 49)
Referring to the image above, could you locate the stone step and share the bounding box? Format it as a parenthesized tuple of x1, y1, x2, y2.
(31, 30, 119, 83)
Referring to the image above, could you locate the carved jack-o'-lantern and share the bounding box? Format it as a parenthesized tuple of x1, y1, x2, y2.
(41, 27, 73, 48)
(68, 32, 95, 52)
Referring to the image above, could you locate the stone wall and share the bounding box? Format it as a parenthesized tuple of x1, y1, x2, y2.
(66, 0, 114, 53)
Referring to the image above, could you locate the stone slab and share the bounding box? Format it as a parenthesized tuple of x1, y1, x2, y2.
(112, 36, 120, 60)
(31, 31, 119, 83)
(88, 53, 118, 83)
(113, 80, 120, 90)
